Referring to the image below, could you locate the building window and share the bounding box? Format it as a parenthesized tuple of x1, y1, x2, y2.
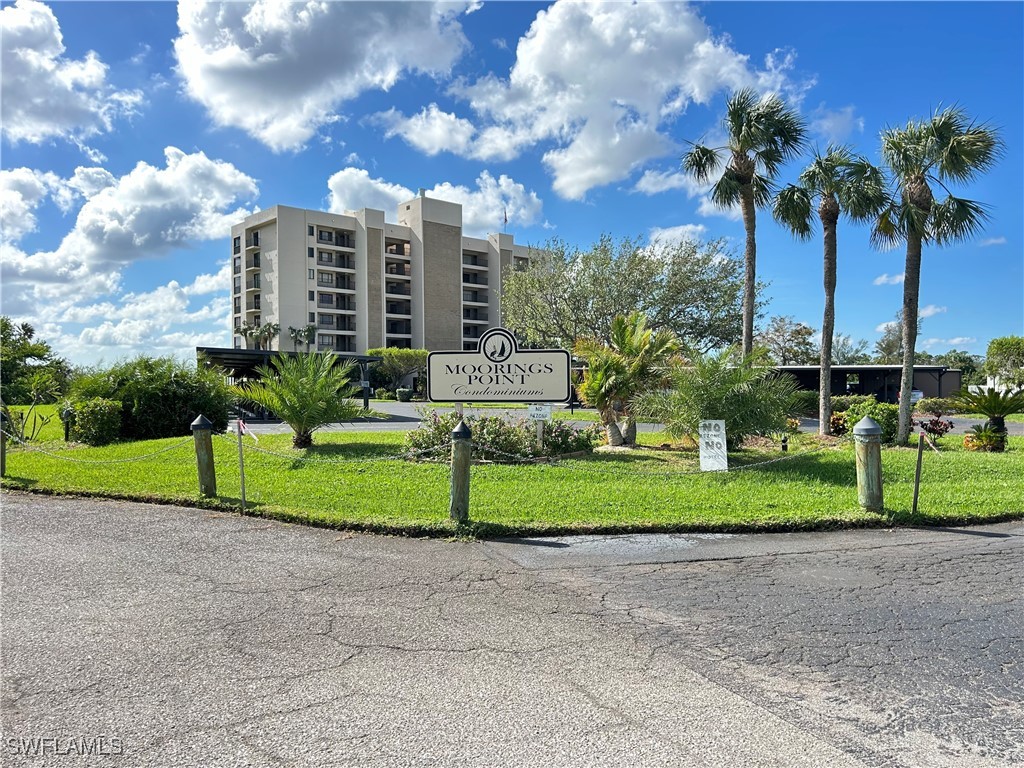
(233, 236, 241, 254)
(233, 316, 241, 328)
(233, 256, 241, 274)
(309, 312, 315, 323)
(252, 273, 260, 289)
(253, 315, 261, 326)
(308, 225, 314, 236)
(234, 297, 241, 313)
(251, 231, 259, 247)
(253, 294, 260, 310)
(233, 276, 241, 294)
(308, 290, 314, 301)
(253, 252, 260, 268)
(308, 247, 314, 258)
(308, 269, 315, 279)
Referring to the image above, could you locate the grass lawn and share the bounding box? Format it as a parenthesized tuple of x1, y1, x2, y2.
(3, 420, 1021, 536)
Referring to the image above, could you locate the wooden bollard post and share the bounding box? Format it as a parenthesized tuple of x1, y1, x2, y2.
(853, 416, 883, 512)
(449, 420, 471, 523)
(191, 414, 217, 498)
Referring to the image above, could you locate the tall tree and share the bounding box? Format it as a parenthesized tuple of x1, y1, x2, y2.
(984, 336, 1024, 387)
(682, 88, 807, 355)
(874, 107, 1002, 443)
(501, 235, 748, 352)
(773, 146, 887, 434)
(754, 315, 820, 366)
(288, 324, 317, 353)
(0, 317, 71, 404)
(831, 333, 871, 365)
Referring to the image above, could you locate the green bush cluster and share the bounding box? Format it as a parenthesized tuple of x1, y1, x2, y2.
(914, 397, 959, 415)
(66, 356, 231, 441)
(70, 398, 122, 446)
(396, 388, 413, 402)
(830, 394, 876, 413)
(406, 409, 601, 461)
(791, 390, 819, 416)
(844, 401, 900, 444)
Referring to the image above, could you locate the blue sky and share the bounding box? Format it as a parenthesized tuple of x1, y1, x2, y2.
(2, 0, 1021, 367)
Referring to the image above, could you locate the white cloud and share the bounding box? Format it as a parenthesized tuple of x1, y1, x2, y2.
(873, 272, 905, 286)
(649, 224, 707, 245)
(810, 104, 864, 144)
(634, 167, 741, 220)
(919, 304, 947, 318)
(174, 0, 473, 151)
(438, 0, 809, 199)
(979, 236, 1006, 247)
(0, 168, 62, 242)
(374, 104, 477, 156)
(2, 147, 257, 311)
(875, 321, 897, 333)
(1, 0, 143, 149)
(921, 336, 977, 350)
(185, 264, 231, 296)
(326, 168, 542, 237)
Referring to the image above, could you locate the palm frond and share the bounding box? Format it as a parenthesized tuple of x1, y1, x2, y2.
(682, 144, 723, 184)
(935, 122, 1003, 182)
(930, 195, 991, 245)
(838, 158, 890, 221)
(772, 184, 814, 240)
(869, 202, 904, 250)
(724, 88, 760, 146)
(709, 174, 743, 208)
(749, 174, 775, 208)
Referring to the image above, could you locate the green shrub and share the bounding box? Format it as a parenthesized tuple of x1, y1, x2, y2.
(69, 356, 231, 440)
(405, 409, 600, 461)
(374, 388, 397, 401)
(830, 394, 876, 413)
(71, 398, 122, 446)
(915, 397, 959, 415)
(963, 424, 1003, 452)
(396, 387, 413, 402)
(845, 401, 900, 444)
(791, 390, 819, 416)
(541, 420, 603, 455)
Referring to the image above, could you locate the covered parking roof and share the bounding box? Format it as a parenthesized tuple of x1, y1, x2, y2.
(196, 347, 382, 380)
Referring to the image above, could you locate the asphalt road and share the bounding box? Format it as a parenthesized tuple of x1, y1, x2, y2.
(2, 494, 1022, 767)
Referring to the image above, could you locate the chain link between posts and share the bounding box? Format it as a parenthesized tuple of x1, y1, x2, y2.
(215, 430, 452, 465)
(1, 430, 193, 464)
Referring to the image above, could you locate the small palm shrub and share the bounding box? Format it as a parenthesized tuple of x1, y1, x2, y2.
(231, 353, 363, 448)
(632, 347, 799, 451)
(71, 398, 122, 446)
(963, 424, 1002, 452)
(845, 401, 900, 444)
(950, 388, 1024, 452)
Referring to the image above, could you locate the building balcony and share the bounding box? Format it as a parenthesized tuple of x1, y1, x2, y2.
(462, 274, 488, 286)
(386, 302, 411, 316)
(462, 291, 488, 304)
(462, 314, 489, 324)
(384, 263, 411, 277)
(245, 299, 261, 311)
(245, 235, 260, 249)
(245, 256, 260, 270)
(385, 284, 411, 297)
(245, 278, 261, 291)
(462, 256, 488, 269)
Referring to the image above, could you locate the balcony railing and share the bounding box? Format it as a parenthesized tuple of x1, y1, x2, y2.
(385, 264, 411, 276)
(385, 284, 411, 296)
(463, 291, 487, 303)
(462, 274, 488, 285)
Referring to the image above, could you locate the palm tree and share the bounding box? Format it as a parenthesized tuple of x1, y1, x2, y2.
(873, 107, 1003, 444)
(256, 322, 281, 351)
(237, 321, 258, 350)
(230, 352, 364, 448)
(575, 312, 679, 446)
(773, 146, 888, 435)
(287, 325, 317, 352)
(682, 88, 807, 355)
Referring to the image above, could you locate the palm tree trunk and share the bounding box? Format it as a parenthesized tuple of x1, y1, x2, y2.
(739, 186, 757, 357)
(897, 234, 923, 445)
(622, 417, 637, 446)
(819, 209, 838, 436)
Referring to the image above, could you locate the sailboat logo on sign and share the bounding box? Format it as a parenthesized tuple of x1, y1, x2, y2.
(481, 328, 515, 363)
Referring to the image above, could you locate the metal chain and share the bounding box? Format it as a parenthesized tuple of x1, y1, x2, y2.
(1, 431, 192, 464)
(216, 431, 451, 464)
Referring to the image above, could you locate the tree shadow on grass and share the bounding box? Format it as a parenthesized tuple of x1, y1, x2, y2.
(730, 451, 856, 486)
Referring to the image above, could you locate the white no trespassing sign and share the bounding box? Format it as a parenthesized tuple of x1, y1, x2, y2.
(427, 327, 571, 403)
(698, 420, 728, 472)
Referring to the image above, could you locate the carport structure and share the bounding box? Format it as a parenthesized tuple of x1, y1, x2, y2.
(775, 364, 962, 403)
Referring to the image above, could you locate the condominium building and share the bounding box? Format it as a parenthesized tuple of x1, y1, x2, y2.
(229, 192, 533, 353)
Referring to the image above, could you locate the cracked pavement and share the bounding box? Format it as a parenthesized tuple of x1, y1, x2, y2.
(2, 494, 1021, 767)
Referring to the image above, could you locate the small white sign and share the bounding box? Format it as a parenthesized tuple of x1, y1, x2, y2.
(527, 404, 552, 421)
(698, 420, 728, 472)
